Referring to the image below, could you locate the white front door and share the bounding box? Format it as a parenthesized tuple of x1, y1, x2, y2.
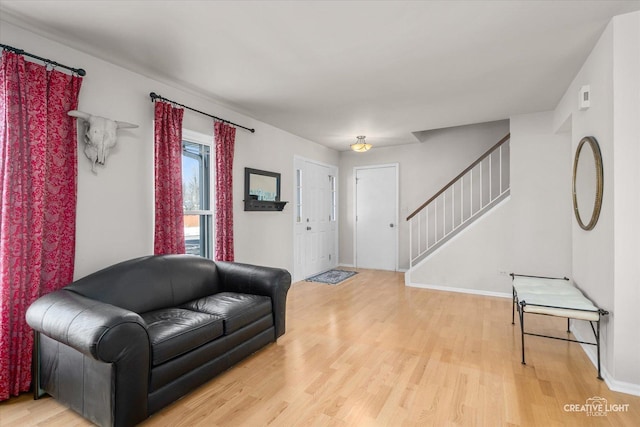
(293, 158, 338, 281)
(355, 164, 398, 271)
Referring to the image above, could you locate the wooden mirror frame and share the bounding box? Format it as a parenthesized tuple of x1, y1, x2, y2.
(572, 136, 603, 231)
(243, 167, 288, 211)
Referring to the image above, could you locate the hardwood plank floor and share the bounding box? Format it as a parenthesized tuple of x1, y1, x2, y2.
(2, 269, 639, 426)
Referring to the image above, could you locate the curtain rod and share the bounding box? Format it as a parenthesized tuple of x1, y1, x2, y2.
(149, 92, 255, 133)
(0, 43, 86, 76)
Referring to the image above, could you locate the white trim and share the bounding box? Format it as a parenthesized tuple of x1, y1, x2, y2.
(353, 163, 399, 271)
(405, 279, 512, 299)
(183, 128, 212, 146)
(605, 375, 640, 397)
(292, 155, 339, 282)
(292, 157, 303, 282)
(180, 129, 214, 260)
(183, 210, 212, 216)
(293, 155, 338, 170)
(394, 164, 400, 271)
(571, 326, 640, 397)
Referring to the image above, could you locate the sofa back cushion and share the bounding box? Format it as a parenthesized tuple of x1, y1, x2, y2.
(66, 255, 221, 313)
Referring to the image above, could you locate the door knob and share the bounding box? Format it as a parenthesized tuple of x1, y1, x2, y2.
(389, 223, 395, 228)
(307, 226, 312, 231)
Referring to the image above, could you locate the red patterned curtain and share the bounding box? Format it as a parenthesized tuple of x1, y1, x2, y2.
(214, 122, 236, 261)
(154, 101, 185, 255)
(0, 50, 82, 400)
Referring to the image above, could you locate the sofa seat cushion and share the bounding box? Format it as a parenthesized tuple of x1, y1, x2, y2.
(141, 308, 224, 365)
(181, 292, 272, 335)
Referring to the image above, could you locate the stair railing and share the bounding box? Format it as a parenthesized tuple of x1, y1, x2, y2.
(407, 133, 511, 268)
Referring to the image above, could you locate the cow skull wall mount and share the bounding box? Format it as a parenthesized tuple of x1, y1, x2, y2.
(68, 110, 138, 174)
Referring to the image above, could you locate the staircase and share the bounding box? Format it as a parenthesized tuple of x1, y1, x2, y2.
(407, 134, 511, 268)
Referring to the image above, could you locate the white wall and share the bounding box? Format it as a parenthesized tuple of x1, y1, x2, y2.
(554, 15, 616, 385)
(611, 10, 640, 390)
(0, 20, 338, 279)
(554, 11, 640, 391)
(339, 120, 510, 270)
(407, 112, 572, 295)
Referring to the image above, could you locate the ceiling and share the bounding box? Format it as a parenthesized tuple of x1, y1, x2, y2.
(1, 1, 639, 151)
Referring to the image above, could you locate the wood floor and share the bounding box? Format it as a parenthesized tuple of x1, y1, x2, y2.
(2, 269, 639, 426)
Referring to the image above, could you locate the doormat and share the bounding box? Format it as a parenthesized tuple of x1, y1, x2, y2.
(306, 269, 358, 285)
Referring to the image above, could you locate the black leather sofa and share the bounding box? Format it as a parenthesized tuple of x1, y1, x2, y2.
(25, 255, 291, 427)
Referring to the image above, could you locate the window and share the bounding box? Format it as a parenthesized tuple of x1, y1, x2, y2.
(295, 168, 303, 223)
(182, 130, 213, 258)
(329, 174, 337, 221)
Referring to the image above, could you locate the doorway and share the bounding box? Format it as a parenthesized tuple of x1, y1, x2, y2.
(293, 157, 338, 282)
(354, 164, 398, 271)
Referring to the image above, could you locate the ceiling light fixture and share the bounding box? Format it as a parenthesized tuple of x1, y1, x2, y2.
(350, 135, 372, 152)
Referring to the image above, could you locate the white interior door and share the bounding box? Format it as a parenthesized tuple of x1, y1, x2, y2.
(306, 162, 327, 275)
(355, 164, 398, 271)
(294, 158, 338, 281)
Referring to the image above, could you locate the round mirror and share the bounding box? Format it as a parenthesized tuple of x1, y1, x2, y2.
(572, 136, 603, 230)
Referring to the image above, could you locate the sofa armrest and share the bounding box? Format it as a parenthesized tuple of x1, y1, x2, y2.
(216, 262, 291, 338)
(26, 289, 150, 426)
(26, 289, 148, 360)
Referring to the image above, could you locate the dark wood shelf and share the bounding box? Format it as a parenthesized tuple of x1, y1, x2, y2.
(244, 200, 288, 211)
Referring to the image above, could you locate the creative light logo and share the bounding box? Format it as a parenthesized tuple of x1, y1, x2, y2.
(563, 396, 630, 417)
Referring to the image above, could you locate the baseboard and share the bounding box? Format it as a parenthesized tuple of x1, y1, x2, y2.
(405, 280, 511, 299)
(337, 264, 407, 273)
(572, 326, 640, 397)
